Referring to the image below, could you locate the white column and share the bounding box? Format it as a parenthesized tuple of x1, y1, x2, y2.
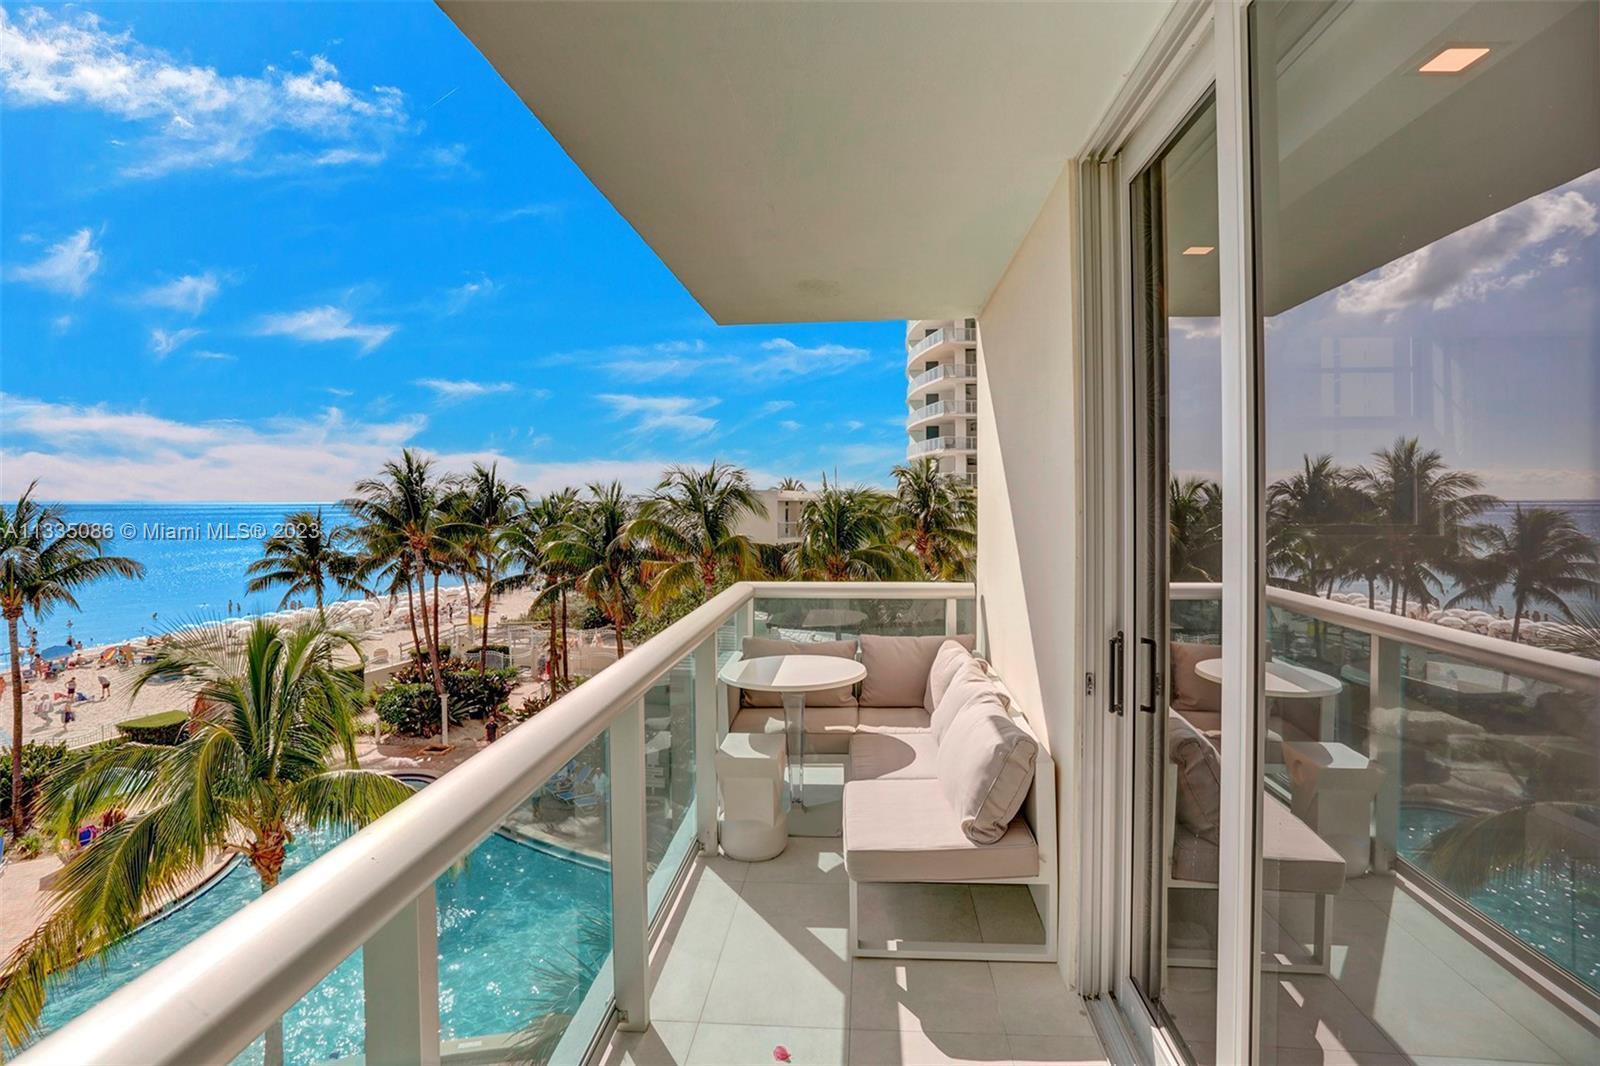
(609, 698, 650, 1031)
(694, 635, 720, 851)
(362, 888, 441, 1066)
(1368, 634, 1403, 873)
(944, 598, 959, 636)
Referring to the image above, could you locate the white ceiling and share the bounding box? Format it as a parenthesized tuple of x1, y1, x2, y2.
(440, 1, 1172, 324)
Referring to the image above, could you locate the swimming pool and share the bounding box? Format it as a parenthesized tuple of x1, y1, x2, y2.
(34, 813, 612, 1064)
(1399, 804, 1598, 993)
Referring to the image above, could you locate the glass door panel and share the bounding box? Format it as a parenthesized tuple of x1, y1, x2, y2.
(1249, 2, 1600, 1062)
(1127, 96, 1225, 1063)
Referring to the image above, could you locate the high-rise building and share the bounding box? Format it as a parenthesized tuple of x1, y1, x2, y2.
(904, 318, 978, 486)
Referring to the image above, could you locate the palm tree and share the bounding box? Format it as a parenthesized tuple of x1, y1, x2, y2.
(0, 620, 412, 1061)
(499, 489, 578, 682)
(889, 459, 976, 580)
(776, 477, 807, 492)
(347, 450, 456, 740)
(1354, 437, 1498, 615)
(1168, 476, 1223, 582)
(628, 462, 767, 612)
(1266, 455, 1365, 596)
(244, 507, 363, 613)
(455, 464, 528, 669)
(1447, 505, 1600, 641)
(545, 482, 641, 661)
(791, 480, 915, 581)
(1, 485, 144, 835)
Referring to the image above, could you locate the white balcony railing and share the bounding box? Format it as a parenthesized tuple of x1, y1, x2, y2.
(19, 581, 974, 1066)
(907, 435, 977, 457)
(907, 363, 978, 391)
(908, 399, 979, 424)
(907, 326, 977, 361)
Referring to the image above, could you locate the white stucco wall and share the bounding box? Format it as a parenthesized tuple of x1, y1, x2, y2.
(975, 163, 1083, 987)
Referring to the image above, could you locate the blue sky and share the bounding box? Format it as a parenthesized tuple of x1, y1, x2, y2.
(0, 3, 909, 501)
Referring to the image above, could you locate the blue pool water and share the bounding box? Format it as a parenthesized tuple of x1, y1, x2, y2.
(35, 821, 611, 1064)
(1399, 804, 1599, 992)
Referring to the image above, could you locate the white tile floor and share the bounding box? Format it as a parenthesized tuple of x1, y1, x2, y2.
(598, 839, 1105, 1066)
(1158, 872, 1600, 1066)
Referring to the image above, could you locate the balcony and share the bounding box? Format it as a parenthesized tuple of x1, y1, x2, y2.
(17, 583, 1098, 1066)
(1159, 582, 1600, 1064)
(907, 399, 979, 428)
(906, 326, 978, 364)
(906, 363, 978, 394)
(907, 435, 977, 459)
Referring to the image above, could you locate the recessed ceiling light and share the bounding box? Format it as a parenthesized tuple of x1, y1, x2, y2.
(1182, 246, 1215, 256)
(1419, 46, 1490, 74)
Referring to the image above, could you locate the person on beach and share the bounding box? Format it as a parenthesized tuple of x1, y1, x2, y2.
(66, 677, 76, 703)
(99, 674, 111, 700)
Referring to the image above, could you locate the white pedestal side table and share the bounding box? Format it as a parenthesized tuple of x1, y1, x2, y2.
(1282, 739, 1385, 875)
(718, 653, 866, 807)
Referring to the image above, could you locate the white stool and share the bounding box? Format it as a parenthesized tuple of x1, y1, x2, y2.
(716, 732, 789, 861)
(1282, 740, 1384, 875)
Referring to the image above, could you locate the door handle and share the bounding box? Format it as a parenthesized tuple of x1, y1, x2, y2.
(1138, 636, 1160, 714)
(1108, 632, 1125, 717)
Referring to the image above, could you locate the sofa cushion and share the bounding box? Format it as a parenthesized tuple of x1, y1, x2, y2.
(843, 778, 1038, 882)
(930, 659, 995, 742)
(925, 638, 979, 714)
(936, 698, 1039, 845)
(856, 706, 933, 734)
(1170, 642, 1223, 714)
(849, 732, 940, 781)
(1167, 710, 1222, 845)
(856, 633, 973, 709)
(738, 637, 858, 707)
(732, 704, 859, 739)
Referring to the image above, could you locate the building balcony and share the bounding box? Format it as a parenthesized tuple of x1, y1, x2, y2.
(906, 363, 978, 395)
(906, 326, 978, 364)
(907, 435, 977, 459)
(907, 398, 979, 428)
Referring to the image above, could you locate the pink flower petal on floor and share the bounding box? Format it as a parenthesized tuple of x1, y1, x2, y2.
(772, 1046, 791, 1062)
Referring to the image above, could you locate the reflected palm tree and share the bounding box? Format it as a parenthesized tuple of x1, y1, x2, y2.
(1449, 505, 1600, 641)
(1169, 476, 1222, 582)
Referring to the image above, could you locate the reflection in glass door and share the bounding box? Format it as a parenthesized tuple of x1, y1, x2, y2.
(1126, 96, 1224, 1063)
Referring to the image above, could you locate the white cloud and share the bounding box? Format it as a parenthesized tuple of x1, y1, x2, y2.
(7, 227, 100, 295)
(414, 378, 514, 402)
(189, 349, 234, 361)
(0, 8, 408, 178)
(1172, 317, 1221, 341)
(444, 275, 494, 315)
(0, 391, 732, 502)
(598, 393, 718, 437)
(844, 419, 865, 432)
(761, 400, 795, 415)
(753, 337, 869, 376)
(1336, 185, 1598, 317)
(256, 305, 396, 353)
(779, 420, 802, 432)
(495, 203, 561, 223)
(150, 326, 203, 357)
(50, 314, 73, 334)
(311, 147, 384, 167)
(138, 272, 220, 315)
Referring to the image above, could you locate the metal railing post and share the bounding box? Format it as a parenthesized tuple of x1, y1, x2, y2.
(1368, 633, 1403, 873)
(362, 887, 441, 1066)
(693, 635, 719, 851)
(608, 698, 650, 1031)
(944, 598, 959, 636)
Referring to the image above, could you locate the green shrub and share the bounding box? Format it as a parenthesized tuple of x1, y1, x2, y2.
(0, 742, 74, 827)
(389, 658, 518, 719)
(12, 831, 46, 860)
(115, 709, 191, 745)
(374, 683, 467, 737)
(461, 643, 511, 657)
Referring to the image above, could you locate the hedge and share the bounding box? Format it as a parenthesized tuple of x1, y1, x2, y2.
(116, 710, 190, 745)
(0, 742, 74, 827)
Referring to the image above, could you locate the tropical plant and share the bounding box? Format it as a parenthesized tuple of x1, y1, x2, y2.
(0, 620, 413, 1061)
(1, 484, 144, 835)
(0, 743, 73, 831)
(544, 482, 642, 660)
(1447, 505, 1600, 641)
(776, 477, 807, 492)
(244, 507, 363, 613)
(500, 488, 580, 683)
(453, 463, 528, 670)
(1266, 455, 1367, 596)
(1354, 437, 1498, 615)
(347, 450, 457, 739)
(1420, 801, 1600, 895)
(628, 462, 767, 612)
(791, 480, 916, 581)
(889, 459, 976, 580)
(1168, 476, 1222, 582)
